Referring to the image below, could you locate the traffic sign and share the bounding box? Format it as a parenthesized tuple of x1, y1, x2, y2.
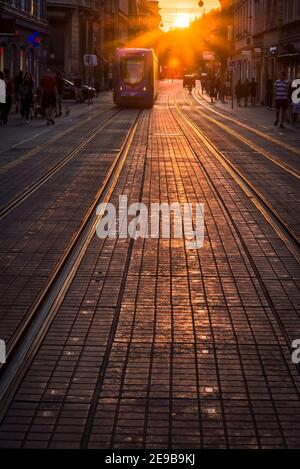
(203, 51, 215, 61)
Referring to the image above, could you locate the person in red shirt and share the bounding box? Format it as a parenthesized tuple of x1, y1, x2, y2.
(40, 69, 57, 125)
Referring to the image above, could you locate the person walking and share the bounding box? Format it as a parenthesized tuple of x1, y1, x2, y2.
(209, 78, 216, 103)
(250, 78, 257, 106)
(3, 69, 14, 124)
(40, 69, 57, 125)
(274, 71, 289, 128)
(0, 72, 6, 125)
(20, 72, 33, 124)
(55, 71, 64, 117)
(243, 79, 250, 107)
(14, 70, 23, 113)
(235, 79, 243, 106)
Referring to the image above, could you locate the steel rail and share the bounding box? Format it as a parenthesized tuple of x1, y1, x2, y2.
(192, 86, 300, 157)
(174, 94, 300, 262)
(186, 92, 300, 181)
(0, 109, 123, 220)
(0, 103, 117, 168)
(0, 111, 141, 422)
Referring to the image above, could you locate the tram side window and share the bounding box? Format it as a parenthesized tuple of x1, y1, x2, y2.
(120, 57, 145, 85)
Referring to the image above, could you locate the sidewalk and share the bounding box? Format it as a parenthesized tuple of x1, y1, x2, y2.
(196, 89, 300, 138)
(0, 92, 114, 152)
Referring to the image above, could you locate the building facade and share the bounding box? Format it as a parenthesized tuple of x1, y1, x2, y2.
(46, 0, 106, 82)
(0, 0, 160, 86)
(46, 0, 147, 87)
(0, 0, 48, 82)
(221, 0, 300, 103)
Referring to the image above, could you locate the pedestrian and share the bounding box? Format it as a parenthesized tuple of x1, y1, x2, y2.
(0, 72, 6, 125)
(215, 76, 220, 100)
(55, 71, 64, 117)
(3, 69, 14, 124)
(219, 80, 226, 103)
(209, 78, 216, 103)
(14, 70, 23, 113)
(235, 79, 243, 106)
(74, 76, 82, 102)
(265, 77, 273, 108)
(20, 71, 33, 124)
(243, 79, 250, 107)
(250, 78, 257, 106)
(40, 68, 57, 125)
(274, 71, 289, 128)
(201, 78, 205, 94)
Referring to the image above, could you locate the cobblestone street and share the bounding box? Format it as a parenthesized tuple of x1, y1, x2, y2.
(0, 82, 299, 449)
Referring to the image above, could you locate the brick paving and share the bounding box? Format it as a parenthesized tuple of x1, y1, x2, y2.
(0, 82, 299, 448)
(0, 92, 113, 154)
(196, 86, 300, 142)
(186, 88, 300, 238)
(0, 108, 139, 344)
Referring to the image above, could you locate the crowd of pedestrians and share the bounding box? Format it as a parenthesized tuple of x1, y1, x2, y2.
(235, 78, 258, 107)
(201, 75, 231, 104)
(201, 71, 299, 129)
(0, 68, 88, 127)
(234, 73, 300, 128)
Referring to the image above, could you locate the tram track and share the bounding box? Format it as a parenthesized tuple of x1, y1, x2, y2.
(193, 86, 300, 157)
(177, 93, 300, 252)
(0, 108, 123, 220)
(174, 91, 300, 262)
(186, 92, 300, 181)
(0, 110, 142, 422)
(0, 102, 116, 169)
(170, 92, 300, 387)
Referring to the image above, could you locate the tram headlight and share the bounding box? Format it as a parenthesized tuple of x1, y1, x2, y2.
(120, 86, 123, 91)
(143, 86, 147, 91)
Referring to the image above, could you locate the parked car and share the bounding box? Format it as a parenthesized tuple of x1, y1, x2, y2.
(63, 79, 96, 101)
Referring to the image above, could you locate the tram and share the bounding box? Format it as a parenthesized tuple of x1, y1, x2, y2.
(113, 48, 158, 108)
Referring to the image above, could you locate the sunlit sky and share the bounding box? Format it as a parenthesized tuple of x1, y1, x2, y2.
(159, 0, 220, 30)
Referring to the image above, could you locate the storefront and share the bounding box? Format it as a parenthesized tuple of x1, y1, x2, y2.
(0, 3, 48, 84)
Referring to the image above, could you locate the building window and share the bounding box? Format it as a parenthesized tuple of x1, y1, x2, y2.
(24, 0, 30, 13)
(285, 0, 296, 22)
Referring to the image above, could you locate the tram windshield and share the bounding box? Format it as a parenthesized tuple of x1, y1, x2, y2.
(120, 56, 145, 85)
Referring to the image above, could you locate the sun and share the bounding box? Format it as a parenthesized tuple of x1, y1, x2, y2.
(174, 13, 190, 29)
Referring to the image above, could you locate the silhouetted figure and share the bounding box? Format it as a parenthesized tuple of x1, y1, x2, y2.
(250, 78, 257, 106)
(243, 79, 250, 107)
(235, 80, 243, 106)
